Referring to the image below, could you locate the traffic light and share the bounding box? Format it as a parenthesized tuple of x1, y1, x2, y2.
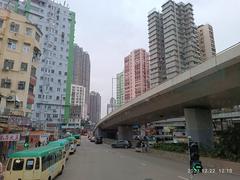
(189, 141, 203, 174)
(24, 135, 29, 149)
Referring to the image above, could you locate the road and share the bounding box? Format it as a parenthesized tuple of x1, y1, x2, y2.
(57, 136, 239, 180)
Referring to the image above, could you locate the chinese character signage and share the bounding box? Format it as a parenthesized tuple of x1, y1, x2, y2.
(8, 116, 31, 126)
(0, 134, 20, 141)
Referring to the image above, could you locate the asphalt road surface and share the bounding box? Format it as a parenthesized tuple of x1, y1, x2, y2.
(57, 136, 240, 180)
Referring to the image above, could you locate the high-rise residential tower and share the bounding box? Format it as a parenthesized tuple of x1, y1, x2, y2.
(124, 49, 150, 103)
(162, 0, 201, 79)
(148, 0, 201, 82)
(89, 91, 101, 123)
(107, 97, 117, 114)
(116, 72, 124, 107)
(70, 84, 86, 124)
(73, 44, 90, 116)
(0, 0, 76, 123)
(198, 24, 216, 61)
(148, 9, 166, 88)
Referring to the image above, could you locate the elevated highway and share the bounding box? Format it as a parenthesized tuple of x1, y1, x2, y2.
(96, 43, 240, 147)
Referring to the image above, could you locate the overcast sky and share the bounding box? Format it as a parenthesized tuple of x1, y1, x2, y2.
(59, 0, 240, 118)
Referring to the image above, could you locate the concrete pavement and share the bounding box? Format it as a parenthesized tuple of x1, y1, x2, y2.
(57, 136, 240, 180)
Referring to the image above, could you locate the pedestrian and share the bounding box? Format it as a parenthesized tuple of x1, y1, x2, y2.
(38, 141, 41, 147)
(141, 141, 145, 152)
(144, 141, 149, 152)
(0, 161, 3, 180)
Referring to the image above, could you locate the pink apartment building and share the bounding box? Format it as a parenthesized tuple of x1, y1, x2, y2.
(124, 49, 150, 102)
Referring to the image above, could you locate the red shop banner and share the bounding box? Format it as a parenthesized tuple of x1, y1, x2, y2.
(0, 134, 20, 142)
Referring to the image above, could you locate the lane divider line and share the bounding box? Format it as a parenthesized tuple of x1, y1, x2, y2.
(177, 176, 189, 180)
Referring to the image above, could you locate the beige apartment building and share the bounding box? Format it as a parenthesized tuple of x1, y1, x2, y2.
(0, 9, 41, 117)
(198, 24, 216, 61)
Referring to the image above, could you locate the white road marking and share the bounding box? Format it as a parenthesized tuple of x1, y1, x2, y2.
(177, 176, 189, 180)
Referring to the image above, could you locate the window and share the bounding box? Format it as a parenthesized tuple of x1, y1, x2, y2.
(26, 159, 34, 170)
(51, 69, 54, 73)
(26, 27, 32, 36)
(42, 156, 48, 171)
(64, 72, 67, 76)
(23, 43, 31, 53)
(8, 39, 17, 50)
(35, 157, 40, 170)
(7, 158, 12, 171)
(18, 81, 26, 90)
(0, 18, 3, 28)
(13, 159, 24, 171)
(58, 71, 62, 75)
(10, 22, 20, 32)
(35, 32, 40, 42)
(1, 79, 11, 88)
(56, 96, 60, 100)
(3, 59, 14, 70)
(31, 66, 36, 76)
(20, 63, 28, 71)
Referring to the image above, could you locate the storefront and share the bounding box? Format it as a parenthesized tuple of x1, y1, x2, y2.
(0, 133, 20, 162)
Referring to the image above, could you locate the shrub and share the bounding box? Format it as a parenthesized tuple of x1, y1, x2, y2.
(153, 143, 188, 153)
(200, 126, 240, 162)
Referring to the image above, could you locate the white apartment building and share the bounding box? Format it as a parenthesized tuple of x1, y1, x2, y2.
(70, 84, 86, 123)
(0, 0, 76, 123)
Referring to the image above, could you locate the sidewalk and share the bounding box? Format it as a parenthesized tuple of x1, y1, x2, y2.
(150, 149, 240, 175)
(103, 139, 240, 175)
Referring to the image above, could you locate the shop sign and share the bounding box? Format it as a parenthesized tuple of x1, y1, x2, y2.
(0, 134, 20, 141)
(8, 116, 31, 126)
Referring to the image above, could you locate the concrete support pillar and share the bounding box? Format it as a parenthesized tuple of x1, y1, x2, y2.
(140, 124, 147, 137)
(95, 128, 103, 137)
(184, 108, 213, 148)
(117, 125, 133, 140)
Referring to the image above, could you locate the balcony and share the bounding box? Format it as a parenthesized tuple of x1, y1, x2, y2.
(32, 47, 41, 62)
(30, 75, 37, 86)
(27, 92, 35, 105)
(2, 107, 25, 116)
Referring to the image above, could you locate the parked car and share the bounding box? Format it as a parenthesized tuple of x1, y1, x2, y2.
(90, 136, 95, 142)
(111, 140, 132, 148)
(147, 136, 157, 147)
(95, 137, 103, 144)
